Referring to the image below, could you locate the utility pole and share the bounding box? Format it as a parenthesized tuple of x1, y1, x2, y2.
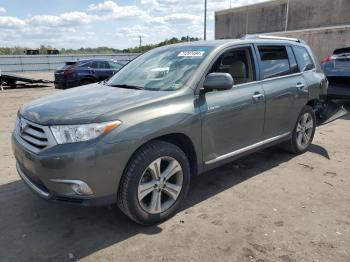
(139, 35, 142, 47)
(230, 0, 232, 8)
(285, 0, 290, 31)
(204, 0, 207, 40)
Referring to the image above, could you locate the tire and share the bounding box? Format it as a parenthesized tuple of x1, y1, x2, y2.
(283, 105, 316, 154)
(117, 140, 191, 225)
(79, 79, 94, 86)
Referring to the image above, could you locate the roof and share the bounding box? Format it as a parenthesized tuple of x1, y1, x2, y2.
(74, 58, 117, 63)
(162, 37, 306, 49)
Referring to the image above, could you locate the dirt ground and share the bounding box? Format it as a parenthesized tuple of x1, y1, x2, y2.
(0, 72, 349, 262)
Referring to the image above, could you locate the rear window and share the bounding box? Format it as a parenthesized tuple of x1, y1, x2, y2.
(59, 61, 77, 70)
(258, 45, 291, 79)
(333, 47, 350, 55)
(91, 61, 110, 69)
(293, 46, 315, 71)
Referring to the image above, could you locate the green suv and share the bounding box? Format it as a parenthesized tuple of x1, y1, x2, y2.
(12, 36, 328, 224)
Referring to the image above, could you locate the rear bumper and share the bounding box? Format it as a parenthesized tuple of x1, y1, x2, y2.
(327, 86, 350, 99)
(54, 79, 78, 89)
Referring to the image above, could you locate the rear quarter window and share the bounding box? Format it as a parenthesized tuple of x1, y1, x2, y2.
(77, 61, 92, 68)
(59, 62, 77, 70)
(293, 46, 315, 71)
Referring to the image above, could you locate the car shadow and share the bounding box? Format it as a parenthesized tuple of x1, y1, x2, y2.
(308, 144, 330, 159)
(0, 145, 330, 261)
(333, 99, 350, 119)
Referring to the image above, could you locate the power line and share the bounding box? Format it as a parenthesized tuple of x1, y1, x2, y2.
(204, 0, 207, 40)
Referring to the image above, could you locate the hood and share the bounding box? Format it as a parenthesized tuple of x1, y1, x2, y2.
(20, 84, 172, 125)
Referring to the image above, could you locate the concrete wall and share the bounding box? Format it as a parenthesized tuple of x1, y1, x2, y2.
(214, 0, 350, 60)
(270, 26, 350, 60)
(215, 0, 288, 39)
(215, 0, 350, 38)
(247, 1, 287, 34)
(288, 0, 350, 30)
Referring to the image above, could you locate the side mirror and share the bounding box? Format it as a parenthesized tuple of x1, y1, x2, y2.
(303, 64, 314, 71)
(203, 73, 234, 92)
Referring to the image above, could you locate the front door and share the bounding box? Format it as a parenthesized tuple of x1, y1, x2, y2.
(200, 46, 265, 164)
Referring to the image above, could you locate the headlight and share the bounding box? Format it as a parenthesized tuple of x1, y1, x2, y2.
(50, 120, 122, 144)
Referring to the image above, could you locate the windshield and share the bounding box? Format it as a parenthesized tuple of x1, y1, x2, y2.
(107, 45, 214, 91)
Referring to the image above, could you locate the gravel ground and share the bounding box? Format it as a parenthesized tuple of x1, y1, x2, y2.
(0, 72, 349, 262)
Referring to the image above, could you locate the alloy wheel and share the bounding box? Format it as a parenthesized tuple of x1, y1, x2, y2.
(296, 112, 314, 149)
(137, 156, 183, 214)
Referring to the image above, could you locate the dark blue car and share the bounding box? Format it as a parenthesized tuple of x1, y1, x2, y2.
(54, 58, 124, 89)
(321, 47, 350, 99)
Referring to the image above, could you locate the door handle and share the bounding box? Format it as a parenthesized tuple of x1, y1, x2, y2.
(252, 92, 264, 101)
(296, 83, 305, 89)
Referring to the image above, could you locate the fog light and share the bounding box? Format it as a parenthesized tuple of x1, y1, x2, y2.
(71, 183, 93, 195)
(50, 179, 93, 196)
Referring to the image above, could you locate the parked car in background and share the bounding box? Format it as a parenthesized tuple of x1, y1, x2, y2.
(321, 47, 350, 99)
(13, 37, 328, 224)
(54, 58, 124, 89)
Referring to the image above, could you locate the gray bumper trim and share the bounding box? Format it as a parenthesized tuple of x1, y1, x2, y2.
(16, 163, 51, 199)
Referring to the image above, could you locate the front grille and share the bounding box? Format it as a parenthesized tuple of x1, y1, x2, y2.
(15, 116, 56, 153)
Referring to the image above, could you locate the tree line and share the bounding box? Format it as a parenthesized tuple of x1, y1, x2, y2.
(0, 36, 201, 55)
(123, 36, 201, 53)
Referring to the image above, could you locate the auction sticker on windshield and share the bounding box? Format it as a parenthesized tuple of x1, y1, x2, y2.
(178, 51, 205, 57)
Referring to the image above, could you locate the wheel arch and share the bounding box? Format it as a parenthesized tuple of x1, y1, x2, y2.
(306, 99, 320, 110)
(79, 77, 96, 85)
(123, 133, 199, 178)
(154, 133, 198, 176)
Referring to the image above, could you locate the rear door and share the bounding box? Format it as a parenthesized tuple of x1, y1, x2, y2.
(255, 44, 307, 139)
(91, 60, 112, 81)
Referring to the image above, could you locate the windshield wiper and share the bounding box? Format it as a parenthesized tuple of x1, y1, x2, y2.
(108, 84, 144, 90)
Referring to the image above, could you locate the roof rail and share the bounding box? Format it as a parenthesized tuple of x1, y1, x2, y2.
(241, 34, 305, 43)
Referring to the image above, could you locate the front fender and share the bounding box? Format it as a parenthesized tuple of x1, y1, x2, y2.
(103, 95, 202, 169)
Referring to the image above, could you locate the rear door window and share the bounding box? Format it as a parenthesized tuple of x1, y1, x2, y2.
(286, 46, 299, 74)
(257, 45, 291, 79)
(91, 61, 110, 69)
(293, 46, 315, 72)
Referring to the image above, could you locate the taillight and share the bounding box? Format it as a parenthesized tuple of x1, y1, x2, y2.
(63, 67, 74, 76)
(320, 56, 332, 64)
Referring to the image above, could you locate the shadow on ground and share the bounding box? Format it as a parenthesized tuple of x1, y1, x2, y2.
(0, 144, 330, 261)
(335, 99, 350, 119)
(1, 83, 52, 90)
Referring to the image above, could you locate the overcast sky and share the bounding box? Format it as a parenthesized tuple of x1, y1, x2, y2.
(0, 0, 266, 49)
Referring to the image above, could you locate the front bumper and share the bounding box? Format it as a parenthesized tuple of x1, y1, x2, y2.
(12, 131, 132, 206)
